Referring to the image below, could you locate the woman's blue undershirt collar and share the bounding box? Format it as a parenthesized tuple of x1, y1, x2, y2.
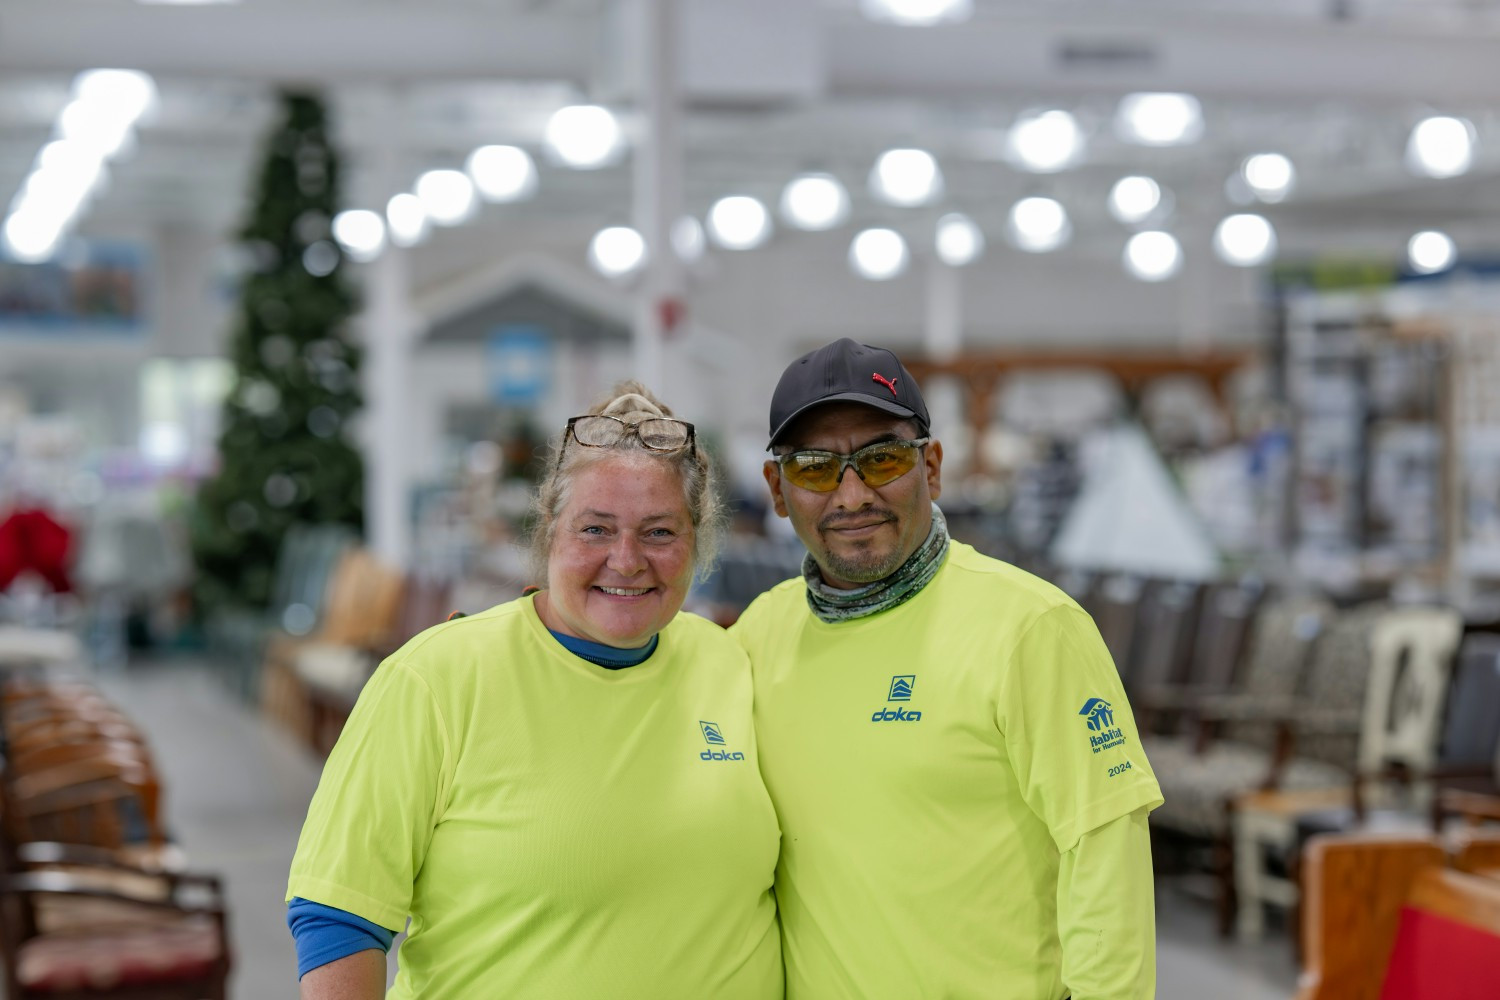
(548, 629, 658, 669)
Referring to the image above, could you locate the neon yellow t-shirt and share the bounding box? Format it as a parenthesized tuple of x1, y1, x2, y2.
(287, 594, 783, 1000)
(731, 542, 1162, 1000)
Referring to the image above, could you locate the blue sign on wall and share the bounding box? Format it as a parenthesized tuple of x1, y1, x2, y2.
(486, 325, 552, 406)
(0, 241, 146, 335)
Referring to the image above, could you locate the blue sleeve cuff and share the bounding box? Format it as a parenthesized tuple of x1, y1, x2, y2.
(287, 897, 399, 979)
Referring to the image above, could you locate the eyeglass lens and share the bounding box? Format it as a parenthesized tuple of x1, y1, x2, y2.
(571, 416, 690, 451)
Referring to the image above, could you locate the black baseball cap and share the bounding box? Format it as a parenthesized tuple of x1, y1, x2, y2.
(768, 338, 930, 447)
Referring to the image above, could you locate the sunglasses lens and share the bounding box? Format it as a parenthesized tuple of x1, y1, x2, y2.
(636, 419, 690, 450)
(855, 443, 918, 486)
(782, 453, 842, 491)
(781, 441, 921, 492)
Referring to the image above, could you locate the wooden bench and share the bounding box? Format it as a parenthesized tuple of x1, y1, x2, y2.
(1298, 830, 1500, 1000)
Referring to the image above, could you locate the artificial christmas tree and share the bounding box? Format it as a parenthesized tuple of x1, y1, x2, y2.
(190, 91, 363, 615)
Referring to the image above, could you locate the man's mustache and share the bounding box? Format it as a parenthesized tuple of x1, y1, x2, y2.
(819, 510, 896, 532)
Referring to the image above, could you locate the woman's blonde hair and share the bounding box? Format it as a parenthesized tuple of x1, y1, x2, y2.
(528, 381, 727, 586)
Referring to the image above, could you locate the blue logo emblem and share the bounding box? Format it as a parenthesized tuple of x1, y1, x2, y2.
(1079, 698, 1126, 754)
(888, 675, 915, 702)
(698, 720, 744, 761)
(1079, 698, 1115, 731)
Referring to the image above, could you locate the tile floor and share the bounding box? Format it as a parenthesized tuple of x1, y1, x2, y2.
(98, 658, 1297, 1000)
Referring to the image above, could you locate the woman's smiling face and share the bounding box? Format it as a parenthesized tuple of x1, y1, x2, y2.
(535, 453, 696, 649)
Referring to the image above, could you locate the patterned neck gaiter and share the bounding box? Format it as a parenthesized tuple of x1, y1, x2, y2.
(802, 503, 950, 624)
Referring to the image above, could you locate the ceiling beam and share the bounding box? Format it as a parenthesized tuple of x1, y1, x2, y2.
(0, 1, 595, 84)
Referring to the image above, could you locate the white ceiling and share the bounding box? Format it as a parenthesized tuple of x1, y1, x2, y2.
(2, 0, 1498, 269)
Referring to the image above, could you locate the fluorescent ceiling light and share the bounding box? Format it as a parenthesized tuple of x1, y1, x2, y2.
(72, 69, 158, 124)
(332, 210, 386, 263)
(1007, 197, 1071, 253)
(1008, 111, 1083, 174)
(466, 145, 537, 203)
(385, 193, 428, 247)
(414, 169, 476, 226)
(1242, 153, 1295, 202)
(935, 213, 983, 267)
(707, 196, 772, 251)
(1108, 176, 1162, 225)
(672, 216, 705, 262)
(859, 0, 972, 26)
(3, 210, 63, 263)
(1406, 116, 1475, 179)
(1407, 230, 1455, 274)
(545, 105, 623, 170)
(1115, 93, 1203, 147)
(1123, 231, 1182, 282)
(780, 173, 850, 231)
(850, 228, 910, 281)
(589, 226, 647, 278)
(1213, 213, 1276, 266)
(870, 148, 943, 207)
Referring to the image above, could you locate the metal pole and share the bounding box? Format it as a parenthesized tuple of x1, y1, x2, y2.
(632, 0, 684, 396)
(363, 87, 414, 568)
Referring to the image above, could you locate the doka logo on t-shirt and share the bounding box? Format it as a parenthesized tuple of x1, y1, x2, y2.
(699, 720, 745, 761)
(1079, 698, 1126, 753)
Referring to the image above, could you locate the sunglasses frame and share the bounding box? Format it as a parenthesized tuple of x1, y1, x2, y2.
(777, 436, 931, 493)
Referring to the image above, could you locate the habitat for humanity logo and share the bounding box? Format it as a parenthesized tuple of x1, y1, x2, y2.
(1078, 698, 1126, 753)
(873, 675, 921, 722)
(699, 721, 744, 761)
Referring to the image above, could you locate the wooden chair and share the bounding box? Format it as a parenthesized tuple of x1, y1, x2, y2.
(1092, 574, 1149, 687)
(1133, 578, 1262, 734)
(1125, 579, 1200, 720)
(0, 855, 230, 999)
(205, 521, 356, 699)
(1146, 595, 1333, 842)
(1298, 831, 1500, 1000)
(1232, 605, 1464, 939)
(261, 547, 406, 748)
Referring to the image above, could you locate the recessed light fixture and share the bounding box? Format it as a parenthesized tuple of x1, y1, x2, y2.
(935, 213, 984, 267)
(1213, 213, 1276, 267)
(545, 105, 623, 169)
(1123, 231, 1182, 282)
(850, 228, 910, 281)
(870, 149, 943, 207)
(589, 226, 647, 278)
(1108, 176, 1163, 225)
(1007, 197, 1071, 252)
(1007, 111, 1084, 173)
(1115, 93, 1203, 147)
(781, 173, 850, 231)
(707, 196, 772, 250)
(1406, 116, 1475, 179)
(1407, 230, 1456, 274)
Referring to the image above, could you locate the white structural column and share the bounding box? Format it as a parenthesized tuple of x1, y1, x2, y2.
(923, 257, 970, 472)
(924, 257, 963, 364)
(632, 0, 685, 396)
(362, 90, 416, 568)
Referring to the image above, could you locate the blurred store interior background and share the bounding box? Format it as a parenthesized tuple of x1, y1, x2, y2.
(2, 0, 1500, 997)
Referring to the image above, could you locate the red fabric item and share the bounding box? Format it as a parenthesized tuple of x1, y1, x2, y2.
(0, 508, 74, 594)
(17, 918, 221, 991)
(1379, 906, 1500, 1000)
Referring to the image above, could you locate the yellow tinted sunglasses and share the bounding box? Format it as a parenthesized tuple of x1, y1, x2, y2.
(777, 437, 930, 493)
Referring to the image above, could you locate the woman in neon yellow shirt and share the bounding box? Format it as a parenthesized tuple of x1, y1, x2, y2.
(287, 382, 782, 999)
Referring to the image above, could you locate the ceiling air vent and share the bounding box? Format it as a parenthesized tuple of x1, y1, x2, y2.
(1054, 41, 1158, 71)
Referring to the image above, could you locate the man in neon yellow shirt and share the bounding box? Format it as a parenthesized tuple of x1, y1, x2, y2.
(731, 339, 1163, 1000)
